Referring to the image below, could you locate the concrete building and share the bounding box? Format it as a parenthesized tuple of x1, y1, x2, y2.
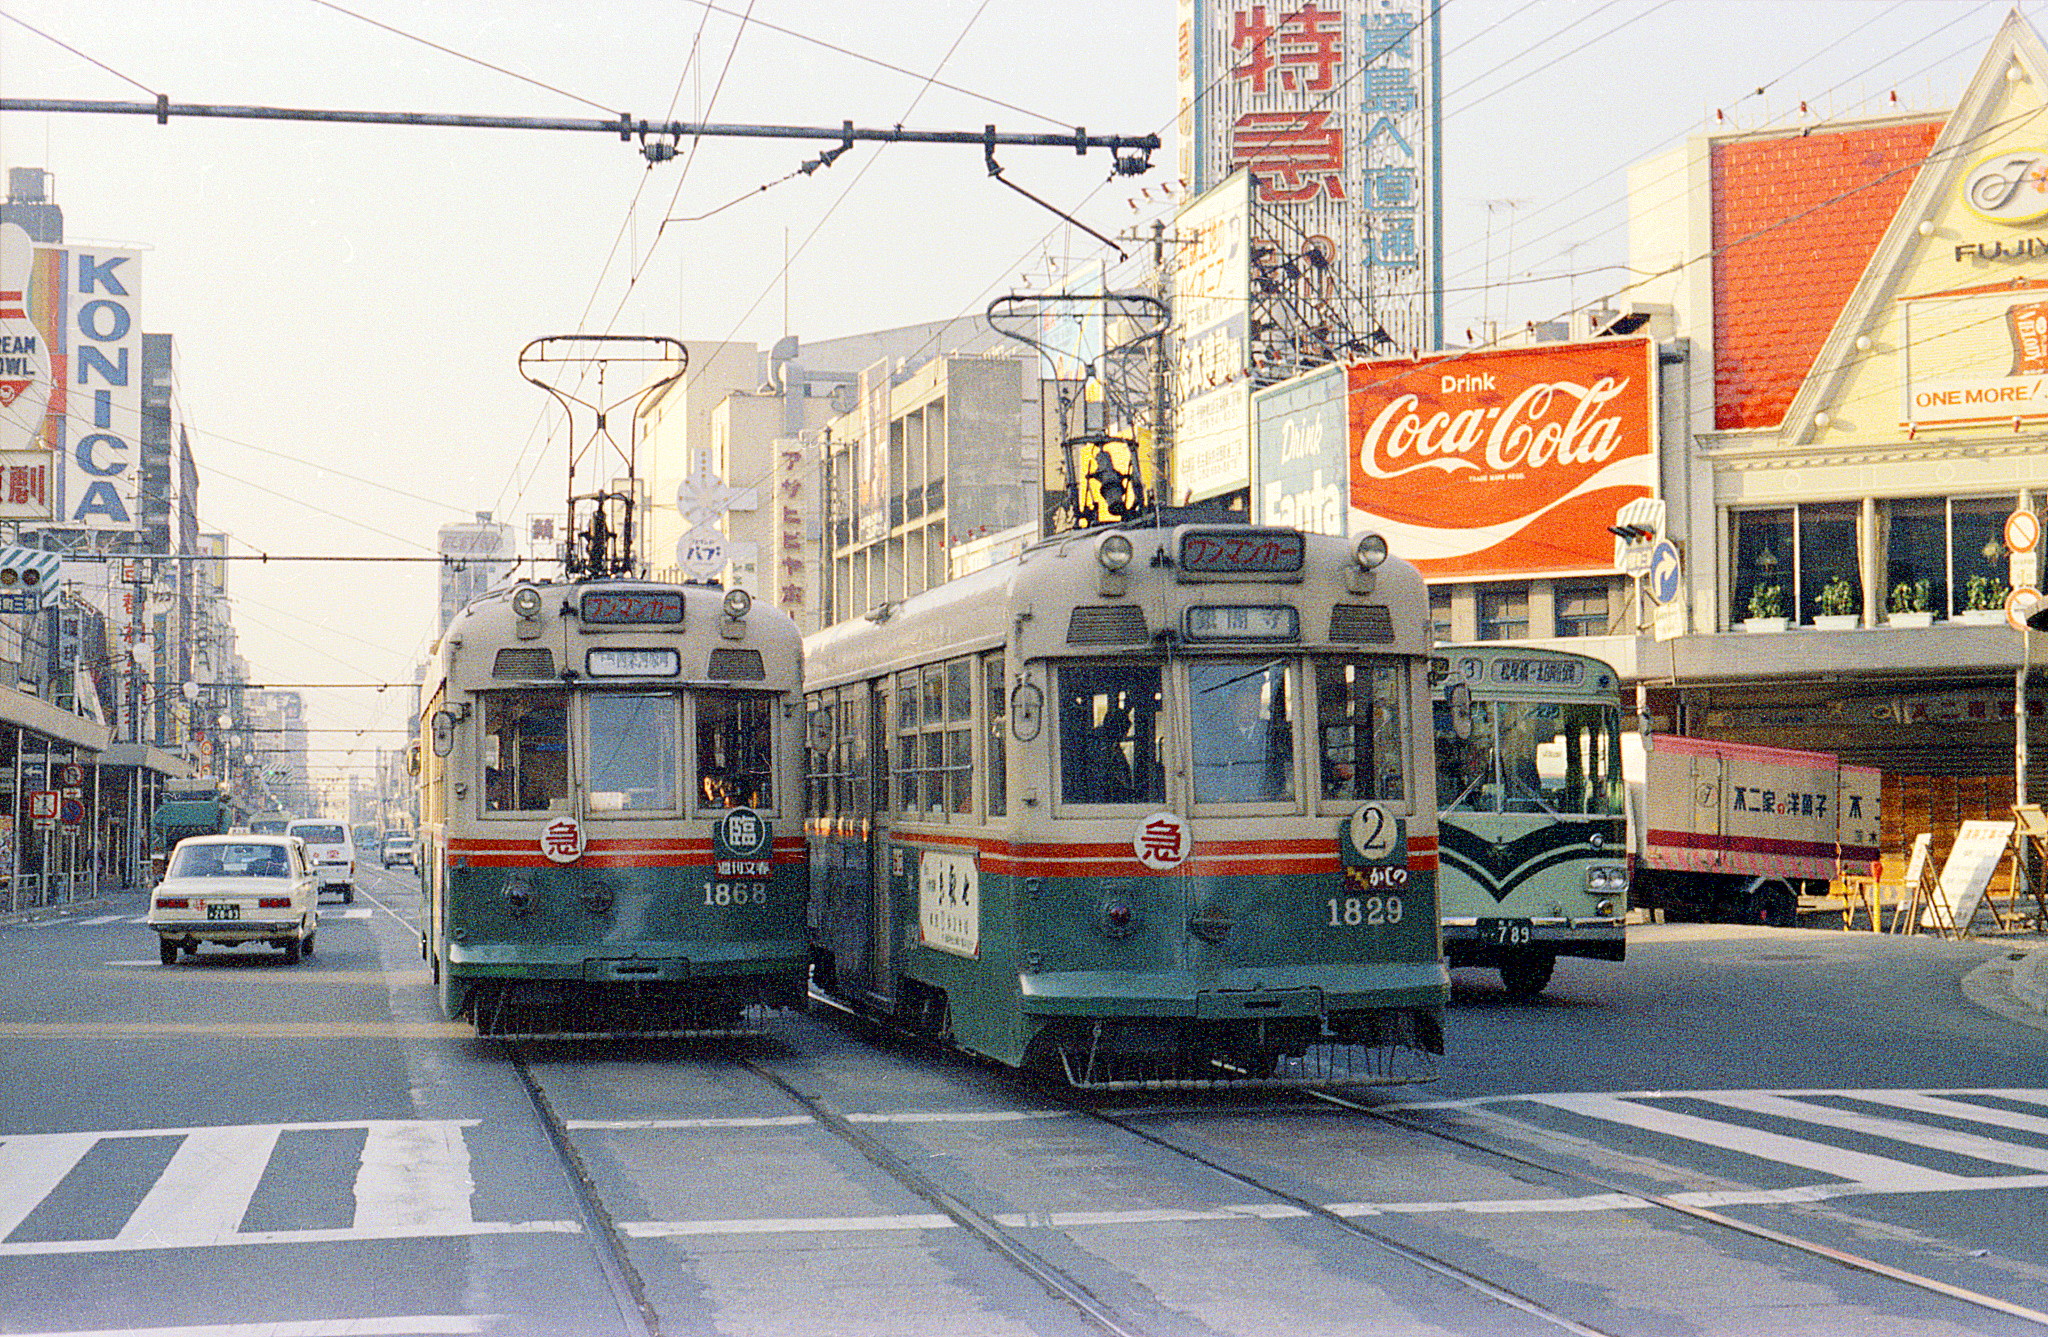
(436, 514, 515, 635)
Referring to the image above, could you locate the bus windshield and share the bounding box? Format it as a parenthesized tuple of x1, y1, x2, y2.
(1437, 698, 1623, 817)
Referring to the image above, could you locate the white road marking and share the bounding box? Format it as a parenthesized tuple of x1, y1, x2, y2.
(0, 1219, 579, 1257)
(325, 909, 373, 920)
(1520, 1092, 1977, 1192)
(567, 1116, 815, 1130)
(78, 915, 129, 925)
(0, 1132, 101, 1239)
(1697, 1091, 2048, 1174)
(3, 1315, 495, 1336)
(1843, 1089, 2048, 1138)
(117, 1124, 282, 1246)
(353, 1122, 474, 1230)
(621, 1212, 957, 1237)
(845, 1110, 1072, 1125)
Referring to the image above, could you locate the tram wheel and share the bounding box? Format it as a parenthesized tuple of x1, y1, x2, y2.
(1499, 952, 1555, 999)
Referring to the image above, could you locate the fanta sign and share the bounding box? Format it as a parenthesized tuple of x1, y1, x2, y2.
(1348, 339, 1655, 576)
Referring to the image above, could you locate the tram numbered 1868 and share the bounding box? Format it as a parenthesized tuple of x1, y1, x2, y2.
(418, 578, 809, 1038)
(804, 518, 1447, 1089)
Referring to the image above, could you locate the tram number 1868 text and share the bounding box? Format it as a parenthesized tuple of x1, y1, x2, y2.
(1328, 895, 1402, 927)
(704, 881, 768, 906)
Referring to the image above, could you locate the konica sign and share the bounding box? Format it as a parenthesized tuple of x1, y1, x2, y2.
(63, 248, 142, 530)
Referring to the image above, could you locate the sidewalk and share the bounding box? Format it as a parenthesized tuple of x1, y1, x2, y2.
(0, 886, 145, 927)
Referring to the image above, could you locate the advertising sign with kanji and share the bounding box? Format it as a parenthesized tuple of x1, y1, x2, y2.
(1347, 338, 1656, 576)
(917, 848, 979, 958)
(1178, 0, 1442, 351)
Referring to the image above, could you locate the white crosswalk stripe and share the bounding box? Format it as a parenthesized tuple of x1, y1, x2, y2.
(1406, 1087, 2048, 1201)
(0, 1120, 577, 1256)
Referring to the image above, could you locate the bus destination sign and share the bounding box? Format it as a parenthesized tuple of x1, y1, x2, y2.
(580, 589, 685, 625)
(1177, 527, 1305, 575)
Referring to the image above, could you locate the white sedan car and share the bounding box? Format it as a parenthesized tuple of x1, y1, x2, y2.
(148, 835, 319, 965)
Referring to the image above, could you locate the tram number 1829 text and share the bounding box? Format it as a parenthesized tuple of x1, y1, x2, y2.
(704, 881, 768, 906)
(1328, 895, 1402, 927)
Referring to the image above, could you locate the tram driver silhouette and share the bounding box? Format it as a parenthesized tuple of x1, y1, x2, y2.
(1196, 671, 1291, 803)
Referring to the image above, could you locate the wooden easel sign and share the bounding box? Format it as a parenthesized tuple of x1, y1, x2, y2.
(1922, 820, 2017, 936)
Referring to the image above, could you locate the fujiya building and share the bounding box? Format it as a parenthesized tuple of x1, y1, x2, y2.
(1262, 13, 2048, 863)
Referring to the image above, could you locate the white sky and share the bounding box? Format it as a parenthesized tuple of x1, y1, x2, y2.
(0, 0, 2024, 780)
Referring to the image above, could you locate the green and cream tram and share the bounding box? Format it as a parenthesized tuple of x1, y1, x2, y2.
(1433, 644, 1628, 997)
(805, 517, 1447, 1088)
(418, 579, 809, 1036)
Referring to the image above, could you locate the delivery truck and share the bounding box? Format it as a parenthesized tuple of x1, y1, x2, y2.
(1624, 733, 1881, 924)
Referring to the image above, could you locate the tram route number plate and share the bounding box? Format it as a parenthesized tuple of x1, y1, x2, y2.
(1477, 918, 1532, 946)
(206, 904, 240, 921)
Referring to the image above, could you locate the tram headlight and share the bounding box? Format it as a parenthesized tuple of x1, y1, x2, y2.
(511, 585, 544, 618)
(722, 587, 753, 620)
(1097, 534, 1134, 571)
(1353, 532, 1388, 571)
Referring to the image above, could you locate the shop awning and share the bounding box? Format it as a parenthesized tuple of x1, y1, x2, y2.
(0, 686, 111, 754)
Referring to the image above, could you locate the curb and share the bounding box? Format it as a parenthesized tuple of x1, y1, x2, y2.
(1962, 947, 2048, 1034)
(0, 889, 145, 929)
(2016, 949, 2048, 1015)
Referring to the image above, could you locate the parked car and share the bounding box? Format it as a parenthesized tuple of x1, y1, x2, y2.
(286, 819, 356, 903)
(147, 835, 317, 965)
(381, 834, 415, 869)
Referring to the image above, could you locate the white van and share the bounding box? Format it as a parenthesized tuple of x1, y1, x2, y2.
(286, 819, 356, 903)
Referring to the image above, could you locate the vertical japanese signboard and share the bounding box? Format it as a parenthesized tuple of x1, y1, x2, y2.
(1347, 338, 1656, 576)
(772, 438, 809, 622)
(1178, 0, 1442, 352)
(1171, 171, 1252, 502)
(0, 224, 55, 521)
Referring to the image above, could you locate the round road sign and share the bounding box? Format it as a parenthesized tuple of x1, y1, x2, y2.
(2008, 509, 2041, 555)
(2007, 585, 2043, 632)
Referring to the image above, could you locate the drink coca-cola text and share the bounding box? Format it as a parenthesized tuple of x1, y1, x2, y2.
(1356, 375, 1634, 480)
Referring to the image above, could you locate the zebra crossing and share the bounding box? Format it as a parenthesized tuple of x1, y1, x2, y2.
(11, 1091, 2046, 1259)
(1399, 1087, 2048, 1208)
(0, 1120, 577, 1256)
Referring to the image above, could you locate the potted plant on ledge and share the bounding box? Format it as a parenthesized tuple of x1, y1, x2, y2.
(1744, 581, 1788, 632)
(1887, 578, 1935, 628)
(1812, 576, 1860, 630)
(1958, 574, 2009, 624)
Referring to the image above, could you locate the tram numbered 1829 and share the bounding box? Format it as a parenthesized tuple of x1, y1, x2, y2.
(804, 517, 1448, 1089)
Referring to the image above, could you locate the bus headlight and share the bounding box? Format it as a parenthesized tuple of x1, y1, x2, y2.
(1587, 866, 1626, 891)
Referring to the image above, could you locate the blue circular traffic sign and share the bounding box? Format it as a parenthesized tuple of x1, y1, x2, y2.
(1648, 540, 1682, 605)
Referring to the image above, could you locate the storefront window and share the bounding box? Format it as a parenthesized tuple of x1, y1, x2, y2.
(1882, 497, 1947, 616)
(1796, 502, 1859, 623)
(1951, 495, 2016, 615)
(1730, 508, 1793, 624)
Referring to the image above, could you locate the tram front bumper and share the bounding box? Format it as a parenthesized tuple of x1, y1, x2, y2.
(1018, 962, 1448, 1017)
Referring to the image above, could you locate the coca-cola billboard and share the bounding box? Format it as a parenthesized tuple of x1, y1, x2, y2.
(1348, 339, 1656, 576)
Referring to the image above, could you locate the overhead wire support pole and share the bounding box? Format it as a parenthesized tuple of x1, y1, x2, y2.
(0, 97, 1161, 165)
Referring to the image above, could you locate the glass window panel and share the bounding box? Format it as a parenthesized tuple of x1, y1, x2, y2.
(946, 659, 973, 721)
(1057, 663, 1165, 806)
(481, 691, 569, 813)
(984, 653, 1007, 818)
(1476, 586, 1528, 641)
(1314, 659, 1407, 803)
(1952, 495, 2016, 615)
(1731, 508, 1794, 623)
(946, 729, 972, 814)
(1497, 700, 1624, 816)
(1882, 497, 1946, 616)
(897, 672, 919, 731)
(1554, 580, 1612, 637)
(921, 665, 945, 725)
(1190, 660, 1296, 805)
(1435, 698, 1497, 813)
(588, 693, 678, 811)
(1429, 587, 1451, 642)
(696, 693, 774, 811)
(1797, 502, 1860, 622)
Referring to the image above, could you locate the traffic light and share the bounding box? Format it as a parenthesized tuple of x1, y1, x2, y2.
(0, 547, 61, 607)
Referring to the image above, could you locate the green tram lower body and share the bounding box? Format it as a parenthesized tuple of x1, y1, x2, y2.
(429, 834, 809, 1038)
(810, 825, 1447, 1089)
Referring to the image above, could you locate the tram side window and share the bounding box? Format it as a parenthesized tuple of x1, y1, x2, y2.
(1313, 659, 1407, 804)
(1435, 699, 1497, 813)
(587, 693, 679, 811)
(1058, 663, 1165, 806)
(945, 659, 973, 815)
(481, 692, 570, 813)
(1190, 661, 1295, 805)
(982, 652, 1006, 818)
(805, 696, 835, 818)
(696, 693, 773, 812)
(841, 688, 870, 817)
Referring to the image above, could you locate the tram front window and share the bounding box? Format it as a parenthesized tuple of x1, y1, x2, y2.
(697, 693, 774, 811)
(1190, 661, 1294, 805)
(1314, 658, 1407, 804)
(481, 692, 569, 813)
(588, 693, 679, 811)
(1057, 664, 1163, 806)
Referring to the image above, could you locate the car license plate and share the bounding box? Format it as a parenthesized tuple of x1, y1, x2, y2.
(206, 903, 241, 921)
(1478, 917, 1531, 947)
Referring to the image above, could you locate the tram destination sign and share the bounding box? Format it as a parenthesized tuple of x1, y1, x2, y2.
(1183, 604, 1301, 643)
(1176, 526, 1305, 578)
(586, 647, 681, 678)
(579, 589, 684, 625)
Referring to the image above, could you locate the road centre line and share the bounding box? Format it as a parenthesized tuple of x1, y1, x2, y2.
(565, 1110, 1072, 1130)
(3, 1316, 495, 1336)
